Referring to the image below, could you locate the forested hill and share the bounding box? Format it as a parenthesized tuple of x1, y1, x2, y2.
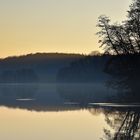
(0, 53, 84, 83)
(0, 53, 110, 83)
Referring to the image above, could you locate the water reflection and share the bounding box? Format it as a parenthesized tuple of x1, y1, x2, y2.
(0, 82, 139, 140)
(91, 105, 140, 140)
(0, 107, 106, 140)
(0, 83, 116, 111)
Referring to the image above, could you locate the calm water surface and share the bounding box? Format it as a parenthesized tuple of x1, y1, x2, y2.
(0, 84, 139, 140)
(0, 107, 110, 140)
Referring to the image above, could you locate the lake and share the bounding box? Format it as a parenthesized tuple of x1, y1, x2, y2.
(0, 83, 139, 140)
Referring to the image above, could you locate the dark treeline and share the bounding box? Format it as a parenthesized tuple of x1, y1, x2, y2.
(0, 53, 84, 83)
(0, 52, 112, 83)
(104, 54, 140, 103)
(57, 54, 110, 83)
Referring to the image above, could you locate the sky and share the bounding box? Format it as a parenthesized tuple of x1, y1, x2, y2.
(0, 0, 132, 58)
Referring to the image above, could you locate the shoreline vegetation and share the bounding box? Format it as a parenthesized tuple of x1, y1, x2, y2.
(0, 52, 107, 83)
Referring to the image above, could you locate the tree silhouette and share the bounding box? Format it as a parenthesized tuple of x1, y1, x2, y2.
(97, 0, 140, 55)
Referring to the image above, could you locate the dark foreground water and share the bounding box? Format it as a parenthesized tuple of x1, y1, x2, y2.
(0, 83, 139, 140)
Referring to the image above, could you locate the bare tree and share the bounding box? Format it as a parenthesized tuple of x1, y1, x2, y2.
(97, 0, 140, 55)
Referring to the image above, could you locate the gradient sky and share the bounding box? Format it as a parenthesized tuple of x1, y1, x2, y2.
(0, 0, 132, 58)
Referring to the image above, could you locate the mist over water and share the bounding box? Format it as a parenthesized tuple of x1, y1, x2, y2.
(0, 82, 139, 140)
(0, 83, 116, 111)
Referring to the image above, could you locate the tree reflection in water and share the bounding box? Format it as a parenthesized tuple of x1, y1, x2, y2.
(101, 54, 140, 140)
(96, 107, 140, 140)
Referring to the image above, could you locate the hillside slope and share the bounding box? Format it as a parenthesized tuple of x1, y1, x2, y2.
(0, 53, 84, 83)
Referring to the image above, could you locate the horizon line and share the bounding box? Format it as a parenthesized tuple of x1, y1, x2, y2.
(0, 51, 102, 59)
